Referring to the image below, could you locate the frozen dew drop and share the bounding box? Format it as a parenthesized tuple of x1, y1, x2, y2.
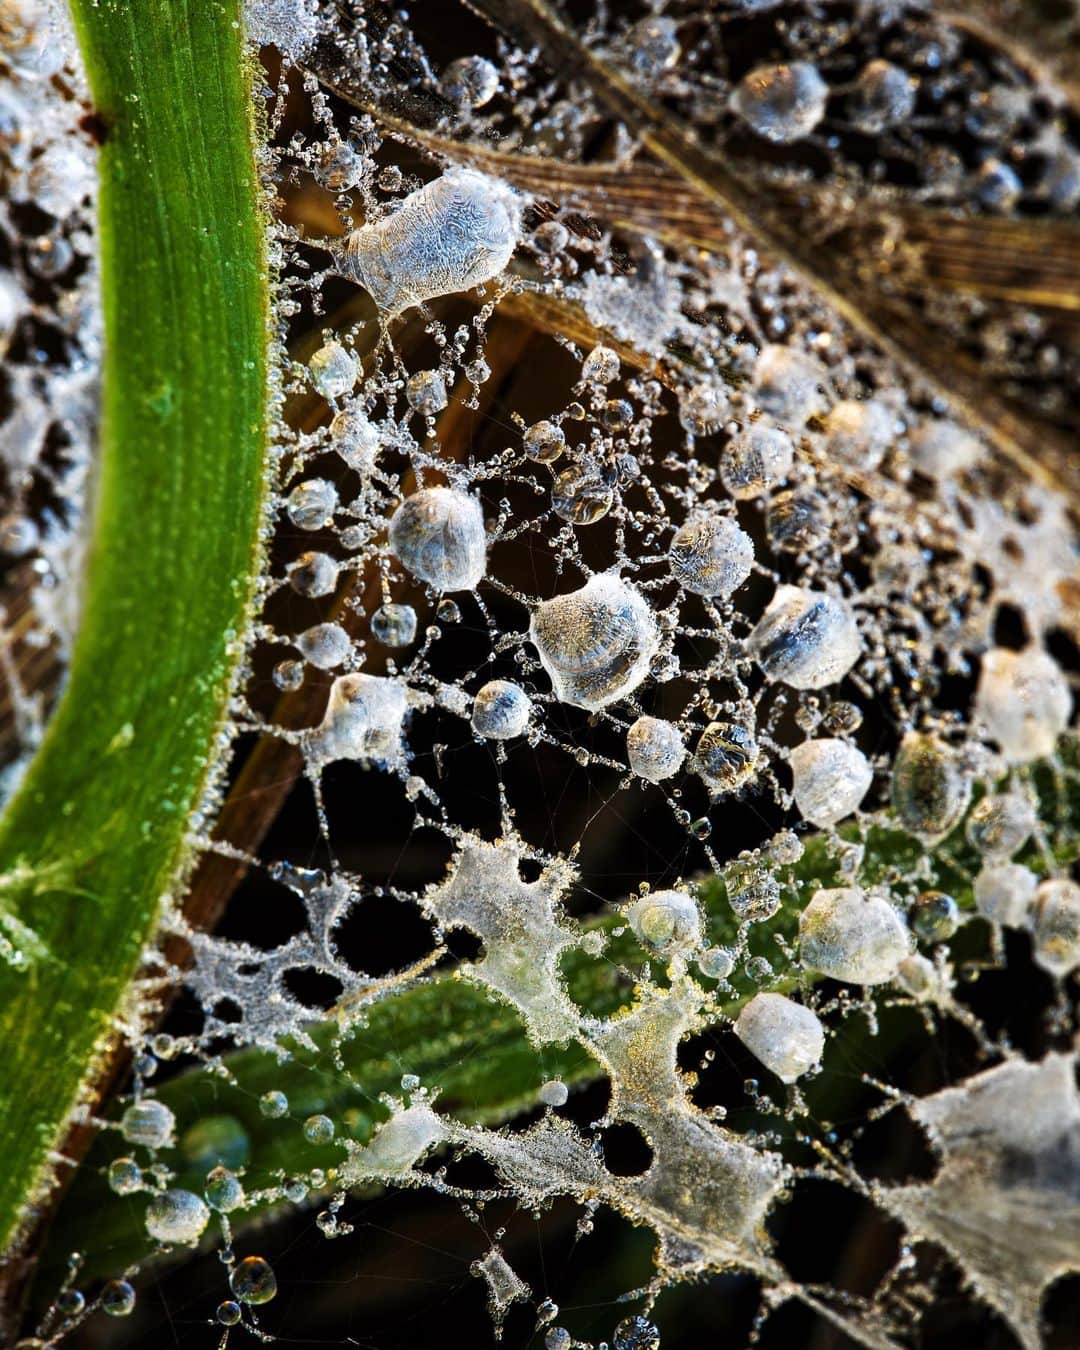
(766, 488, 831, 554)
(694, 721, 759, 796)
(437, 596, 461, 624)
(908, 419, 981, 478)
(678, 381, 728, 435)
(532, 219, 569, 254)
(625, 15, 681, 78)
(820, 699, 863, 736)
(975, 646, 1072, 763)
(144, 1188, 210, 1245)
(966, 792, 1036, 858)
(731, 62, 829, 143)
(286, 478, 338, 531)
(329, 406, 381, 472)
(303, 1113, 335, 1144)
(530, 573, 660, 711)
(371, 602, 417, 648)
(311, 673, 408, 769)
(720, 425, 794, 499)
(312, 140, 364, 192)
(626, 715, 686, 783)
(120, 1098, 175, 1149)
(230, 1255, 278, 1306)
(668, 511, 753, 598)
(789, 737, 873, 827)
(849, 59, 917, 133)
(613, 1315, 661, 1350)
(735, 992, 825, 1083)
(340, 169, 519, 314)
(545, 1330, 572, 1350)
(799, 886, 909, 985)
(273, 659, 303, 691)
(405, 368, 448, 416)
(388, 486, 487, 592)
(259, 1089, 289, 1119)
(726, 859, 781, 923)
(747, 585, 861, 690)
(890, 732, 971, 842)
(626, 888, 701, 953)
(523, 419, 565, 464)
(539, 1079, 569, 1108)
(768, 828, 804, 865)
(440, 54, 500, 108)
(1030, 878, 1080, 976)
(976, 158, 1022, 210)
(698, 945, 735, 980)
(308, 341, 358, 401)
(205, 1166, 245, 1213)
(895, 953, 940, 1002)
(101, 1279, 136, 1318)
(911, 890, 960, 943)
(822, 397, 893, 470)
(582, 344, 619, 384)
(287, 551, 339, 599)
(752, 343, 826, 424)
(217, 1301, 242, 1327)
(552, 460, 615, 525)
(973, 861, 1038, 927)
(108, 1157, 142, 1195)
(472, 679, 532, 739)
(296, 621, 351, 670)
(57, 1290, 85, 1317)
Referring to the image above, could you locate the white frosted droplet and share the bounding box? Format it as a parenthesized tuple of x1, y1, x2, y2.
(799, 886, 909, 985)
(1031, 878, 1080, 976)
(121, 1099, 176, 1149)
(975, 646, 1072, 763)
(752, 344, 827, 424)
(339, 169, 519, 314)
(388, 486, 487, 592)
(309, 673, 408, 769)
(735, 992, 824, 1083)
(789, 738, 872, 827)
(747, 585, 861, 690)
(530, 573, 659, 711)
(720, 425, 794, 499)
(731, 62, 829, 143)
(308, 341, 358, 400)
(145, 1188, 210, 1245)
(626, 888, 701, 953)
(668, 511, 753, 598)
(539, 1079, 569, 1107)
(626, 715, 685, 782)
(472, 680, 531, 739)
(966, 792, 1036, 858)
(908, 419, 981, 478)
(823, 398, 893, 470)
(973, 861, 1038, 928)
(296, 622, 351, 670)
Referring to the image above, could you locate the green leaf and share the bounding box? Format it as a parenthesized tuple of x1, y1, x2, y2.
(0, 0, 269, 1259)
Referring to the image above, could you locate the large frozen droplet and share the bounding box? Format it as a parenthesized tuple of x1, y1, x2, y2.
(731, 62, 829, 143)
(309, 673, 408, 769)
(694, 721, 758, 797)
(144, 1188, 210, 1245)
(371, 603, 417, 648)
(823, 398, 893, 470)
(799, 886, 908, 985)
(472, 680, 532, 739)
(308, 341, 358, 401)
(890, 732, 971, 842)
(1031, 878, 1080, 976)
(973, 861, 1038, 927)
(286, 478, 337, 531)
(329, 406, 380, 472)
(530, 573, 659, 711)
(735, 992, 824, 1083)
(121, 1098, 176, 1149)
(966, 792, 1036, 858)
(626, 889, 701, 954)
(296, 622, 351, 670)
(747, 585, 861, 690)
(626, 715, 685, 782)
(720, 425, 794, 499)
(849, 59, 916, 133)
(668, 511, 753, 598)
(975, 646, 1072, 763)
(339, 169, 519, 314)
(789, 737, 872, 827)
(752, 344, 827, 424)
(388, 486, 486, 592)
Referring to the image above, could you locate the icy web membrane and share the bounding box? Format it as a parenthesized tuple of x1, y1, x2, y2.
(4, 0, 1080, 1346)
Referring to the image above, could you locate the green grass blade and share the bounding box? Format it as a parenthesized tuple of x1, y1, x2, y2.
(0, 0, 269, 1258)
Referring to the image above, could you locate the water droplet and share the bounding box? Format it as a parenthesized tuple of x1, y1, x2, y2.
(101, 1279, 135, 1317)
(230, 1255, 278, 1305)
(303, 1113, 335, 1145)
(108, 1156, 142, 1195)
(286, 478, 338, 531)
(259, 1090, 289, 1119)
(144, 1188, 210, 1245)
(120, 1098, 176, 1149)
(669, 511, 753, 597)
(539, 1079, 568, 1107)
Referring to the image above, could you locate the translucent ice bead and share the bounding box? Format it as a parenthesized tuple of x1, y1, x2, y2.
(965, 792, 1036, 858)
(144, 1188, 210, 1245)
(339, 169, 519, 314)
(720, 425, 794, 499)
(530, 573, 659, 711)
(747, 585, 861, 690)
(296, 622, 351, 670)
(789, 738, 872, 827)
(287, 551, 338, 598)
(286, 478, 337, 531)
(678, 381, 728, 435)
(975, 646, 1072, 763)
(121, 1098, 176, 1149)
(308, 341, 358, 400)
(230, 1255, 278, 1306)
(735, 992, 824, 1083)
(694, 721, 758, 796)
(624, 15, 681, 78)
(582, 344, 620, 384)
(371, 603, 417, 648)
(731, 62, 829, 143)
(823, 398, 893, 470)
(472, 680, 532, 739)
(752, 344, 826, 424)
(330, 406, 381, 472)
(1030, 878, 1080, 976)
(799, 886, 909, 985)
(523, 419, 565, 463)
(668, 511, 753, 598)
(406, 369, 448, 416)
(626, 715, 685, 782)
(626, 888, 701, 954)
(440, 55, 500, 108)
(310, 673, 408, 769)
(890, 732, 971, 842)
(908, 419, 980, 478)
(973, 861, 1038, 927)
(849, 59, 916, 133)
(388, 487, 487, 592)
